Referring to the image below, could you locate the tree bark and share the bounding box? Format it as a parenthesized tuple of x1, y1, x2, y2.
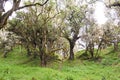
(26, 46, 31, 56)
(69, 40, 75, 60)
(88, 42, 94, 58)
(95, 39, 103, 58)
(40, 52, 47, 67)
(114, 41, 118, 51)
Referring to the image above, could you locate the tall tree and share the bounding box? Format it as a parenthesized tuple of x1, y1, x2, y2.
(58, 5, 87, 60)
(8, 1, 62, 66)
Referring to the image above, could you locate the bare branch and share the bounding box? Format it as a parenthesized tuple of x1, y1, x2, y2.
(0, 0, 49, 28)
(16, 0, 49, 11)
(109, 2, 120, 7)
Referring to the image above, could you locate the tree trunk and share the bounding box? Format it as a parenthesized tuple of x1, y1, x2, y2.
(69, 41, 75, 60)
(3, 50, 8, 58)
(33, 52, 37, 58)
(0, 0, 5, 13)
(40, 52, 47, 67)
(85, 44, 88, 54)
(26, 47, 31, 56)
(96, 39, 103, 58)
(88, 42, 94, 58)
(114, 41, 118, 51)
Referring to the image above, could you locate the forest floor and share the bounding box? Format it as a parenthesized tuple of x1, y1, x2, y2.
(0, 46, 120, 80)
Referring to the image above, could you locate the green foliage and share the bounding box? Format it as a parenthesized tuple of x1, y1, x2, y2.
(8, 3, 61, 66)
(0, 45, 120, 80)
(1, 0, 120, 80)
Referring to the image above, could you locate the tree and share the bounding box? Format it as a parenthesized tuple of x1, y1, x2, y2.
(81, 18, 103, 59)
(8, 2, 62, 66)
(0, 0, 49, 29)
(101, 21, 120, 52)
(58, 5, 87, 60)
(0, 30, 16, 58)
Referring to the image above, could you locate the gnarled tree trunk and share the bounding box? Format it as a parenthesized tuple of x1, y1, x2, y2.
(68, 40, 75, 60)
(40, 52, 47, 67)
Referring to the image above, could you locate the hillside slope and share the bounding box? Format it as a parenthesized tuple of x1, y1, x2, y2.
(0, 46, 120, 80)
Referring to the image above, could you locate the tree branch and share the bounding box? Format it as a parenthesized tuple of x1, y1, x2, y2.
(109, 2, 120, 7)
(49, 48, 63, 54)
(0, 0, 49, 28)
(16, 0, 49, 11)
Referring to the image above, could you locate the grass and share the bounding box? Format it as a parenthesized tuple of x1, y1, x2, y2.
(0, 46, 120, 80)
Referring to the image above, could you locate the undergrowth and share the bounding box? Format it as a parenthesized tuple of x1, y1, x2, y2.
(0, 46, 120, 80)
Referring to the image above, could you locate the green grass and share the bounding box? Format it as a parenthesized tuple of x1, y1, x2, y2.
(0, 46, 120, 80)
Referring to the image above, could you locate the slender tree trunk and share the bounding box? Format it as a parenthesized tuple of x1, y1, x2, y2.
(26, 47, 31, 56)
(114, 41, 118, 51)
(96, 39, 103, 58)
(88, 42, 94, 58)
(69, 40, 75, 60)
(85, 44, 88, 54)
